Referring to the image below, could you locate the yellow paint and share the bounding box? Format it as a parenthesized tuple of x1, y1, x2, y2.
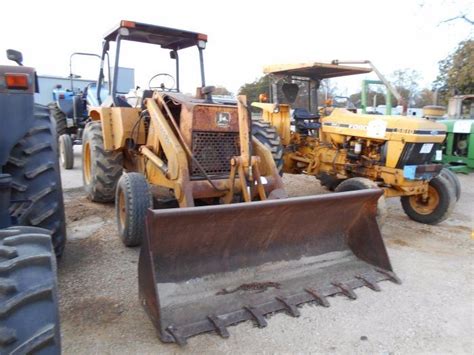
(88, 107, 144, 150)
(252, 102, 292, 145)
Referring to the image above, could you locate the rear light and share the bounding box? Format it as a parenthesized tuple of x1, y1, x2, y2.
(197, 33, 208, 41)
(121, 20, 136, 28)
(59, 94, 65, 99)
(5, 73, 29, 90)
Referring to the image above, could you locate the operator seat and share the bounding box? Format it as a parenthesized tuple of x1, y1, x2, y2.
(293, 108, 320, 134)
(115, 95, 132, 107)
(72, 95, 85, 120)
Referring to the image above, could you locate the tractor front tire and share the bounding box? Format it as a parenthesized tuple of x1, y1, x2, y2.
(317, 172, 343, 191)
(252, 118, 284, 175)
(115, 173, 152, 247)
(82, 122, 123, 202)
(401, 175, 455, 225)
(0, 226, 61, 354)
(59, 134, 74, 170)
(48, 102, 67, 137)
(3, 105, 66, 256)
(335, 177, 387, 226)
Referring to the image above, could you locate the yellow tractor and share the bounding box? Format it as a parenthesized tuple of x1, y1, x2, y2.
(253, 62, 457, 225)
(82, 21, 399, 345)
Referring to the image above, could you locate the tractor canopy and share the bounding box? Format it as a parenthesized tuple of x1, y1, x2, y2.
(97, 20, 209, 105)
(263, 61, 372, 80)
(103, 20, 207, 50)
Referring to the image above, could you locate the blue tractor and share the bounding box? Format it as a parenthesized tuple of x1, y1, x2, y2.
(1, 49, 63, 353)
(47, 52, 104, 169)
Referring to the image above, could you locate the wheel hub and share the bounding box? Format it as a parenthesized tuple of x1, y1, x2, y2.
(408, 185, 440, 215)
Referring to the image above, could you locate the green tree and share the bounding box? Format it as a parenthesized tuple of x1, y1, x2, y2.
(349, 88, 387, 109)
(390, 68, 422, 107)
(213, 86, 232, 96)
(239, 75, 270, 111)
(414, 88, 435, 108)
(433, 39, 474, 103)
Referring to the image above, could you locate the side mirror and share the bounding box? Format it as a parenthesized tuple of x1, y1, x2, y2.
(170, 50, 177, 60)
(6, 49, 23, 66)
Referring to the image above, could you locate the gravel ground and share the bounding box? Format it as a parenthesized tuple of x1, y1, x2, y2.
(58, 146, 473, 354)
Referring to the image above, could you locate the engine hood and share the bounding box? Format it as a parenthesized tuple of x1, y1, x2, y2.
(321, 109, 446, 143)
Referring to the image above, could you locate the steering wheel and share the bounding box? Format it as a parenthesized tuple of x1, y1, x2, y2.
(148, 73, 176, 91)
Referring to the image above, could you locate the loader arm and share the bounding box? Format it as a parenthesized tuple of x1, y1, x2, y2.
(144, 94, 194, 207)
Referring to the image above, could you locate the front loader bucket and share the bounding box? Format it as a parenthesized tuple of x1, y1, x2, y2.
(138, 189, 400, 345)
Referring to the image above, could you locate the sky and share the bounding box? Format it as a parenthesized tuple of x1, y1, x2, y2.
(1, 0, 472, 96)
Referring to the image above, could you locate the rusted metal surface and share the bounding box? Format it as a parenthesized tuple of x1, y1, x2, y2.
(193, 105, 239, 132)
(138, 189, 399, 346)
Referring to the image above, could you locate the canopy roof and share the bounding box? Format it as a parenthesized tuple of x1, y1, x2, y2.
(104, 20, 207, 50)
(263, 62, 372, 80)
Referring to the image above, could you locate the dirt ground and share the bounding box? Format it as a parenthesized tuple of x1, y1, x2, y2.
(58, 148, 473, 354)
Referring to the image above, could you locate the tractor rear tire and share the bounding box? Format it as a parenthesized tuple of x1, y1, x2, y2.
(335, 177, 387, 226)
(0, 226, 61, 354)
(115, 173, 152, 247)
(3, 105, 67, 256)
(317, 172, 343, 191)
(59, 134, 74, 170)
(401, 175, 455, 225)
(438, 168, 461, 201)
(252, 118, 284, 175)
(48, 102, 67, 137)
(82, 122, 123, 202)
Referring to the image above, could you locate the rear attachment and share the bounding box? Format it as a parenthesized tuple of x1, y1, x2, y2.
(138, 189, 400, 345)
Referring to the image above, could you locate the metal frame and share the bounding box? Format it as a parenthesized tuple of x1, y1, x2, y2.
(68, 52, 101, 92)
(361, 79, 392, 115)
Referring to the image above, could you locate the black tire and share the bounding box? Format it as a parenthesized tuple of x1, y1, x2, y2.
(115, 173, 152, 247)
(3, 105, 67, 257)
(317, 172, 342, 191)
(401, 175, 455, 225)
(0, 226, 61, 354)
(47, 102, 67, 137)
(59, 134, 74, 170)
(82, 122, 123, 202)
(252, 118, 284, 175)
(335, 177, 387, 226)
(438, 168, 461, 201)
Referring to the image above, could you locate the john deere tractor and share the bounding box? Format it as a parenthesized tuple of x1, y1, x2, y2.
(253, 61, 458, 225)
(428, 95, 474, 173)
(80, 21, 400, 345)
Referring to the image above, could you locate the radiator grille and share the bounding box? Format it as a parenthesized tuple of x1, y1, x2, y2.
(396, 142, 440, 168)
(191, 131, 240, 178)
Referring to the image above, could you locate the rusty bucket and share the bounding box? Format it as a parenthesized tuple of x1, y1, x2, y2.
(138, 189, 400, 345)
